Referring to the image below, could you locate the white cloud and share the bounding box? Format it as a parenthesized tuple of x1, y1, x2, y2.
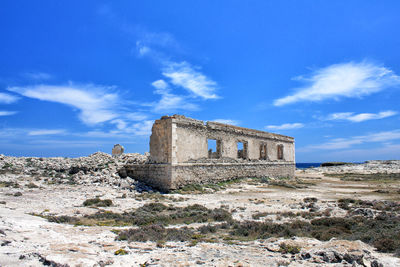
(265, 123, 304, 130)
(325, 110, 397, 122)
(162, 61, 219, 99)
(151, 79, 169, 94)
(148, 79, 198, 112)
(134, 29, 219, 105)
(0, 92, 19, 104)
(28, 129, 66, 136)
(0, 111, 17, 116)
(212, 119, 239, 125)
(301, 129, 400, 151)
(274, 61, 400, 106)
(8, 83, 120, 125)
(130, 120, 154, 136)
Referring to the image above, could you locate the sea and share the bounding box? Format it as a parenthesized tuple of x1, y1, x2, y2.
(296, 163, 322, 169)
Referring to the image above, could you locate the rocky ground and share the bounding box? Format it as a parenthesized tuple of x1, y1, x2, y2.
(302, 160, 400, 175)
(0, 155, 399, 266)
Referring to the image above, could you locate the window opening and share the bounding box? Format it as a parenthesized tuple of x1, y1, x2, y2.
(237, 141, 247, 159)
(208, 139, 221, 158)
(277, 144, 284, 160)
(260, 144, 267, 160)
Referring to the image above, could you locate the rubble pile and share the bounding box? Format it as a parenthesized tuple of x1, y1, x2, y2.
(0, 152, 149, 188)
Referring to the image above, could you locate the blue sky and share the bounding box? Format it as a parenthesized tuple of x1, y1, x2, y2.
(1, 1, 400, 162)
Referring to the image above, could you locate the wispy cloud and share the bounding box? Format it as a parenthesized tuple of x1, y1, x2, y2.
(153, 94, 198, 113)
(274, 61, 400, 106)
(87, 119, 154, 138)
(130, 120, 154, 136)
(146, 79, 198, 113)
(325, 110, 397, 122)
(265, 123, 304, 130)
(151, 79, 169, 94)
(110, 119, 128, 130)
(124, 112, 148, 121)
(0, 92, 19, 104)
(8, 83, 120, 125)
(162, 61, 219, 99)
(0, 111, 17, 116)
(28, 129, 66, 136)
(136, 41, 151, 57)
(212, 119, 239, 125)
(321, 144, 400, 161)
(300, 130, 400, 151)
(136, 31, 180, 51)
(133, 27, 219, 110)
(23, 72, 52, 81)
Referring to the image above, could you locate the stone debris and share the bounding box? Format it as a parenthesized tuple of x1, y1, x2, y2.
(0, 152, 149, 189)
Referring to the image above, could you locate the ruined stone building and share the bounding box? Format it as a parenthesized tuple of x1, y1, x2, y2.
(126, 115, 295, 191)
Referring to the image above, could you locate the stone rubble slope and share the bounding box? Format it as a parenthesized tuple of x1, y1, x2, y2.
(302, 160, 400, 174)
(0, 152, 149, 188)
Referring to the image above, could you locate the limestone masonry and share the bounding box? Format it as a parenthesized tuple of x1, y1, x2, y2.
(126, 115, 295, 190)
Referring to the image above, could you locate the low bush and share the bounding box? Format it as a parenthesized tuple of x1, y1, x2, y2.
(279, 243, 301, 254)
(48, 215, 80, 224)
(47, 203, 233, 227)
(303, 197, 318, 203)
(83, 198, 113, 207)
(325, 172, 400, 181)
(338, 198, 357, 210)
(199, 224, 217, 234)
(373, 238, 397, 253)
(117, 224, 194, 242)
(0, 181, 19, 188)
(114, 248, 128, 255)
(252, 212, 269, 220)
(26, 182, 39, 188)
(207, 213, 400, 253)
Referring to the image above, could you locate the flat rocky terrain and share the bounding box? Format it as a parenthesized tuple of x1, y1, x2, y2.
(1, 154, 399, 266)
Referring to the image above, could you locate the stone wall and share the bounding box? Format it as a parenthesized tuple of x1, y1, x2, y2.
(126, 164, 172, 191)
(149, 117, 172, 163)
(171, 162, 295, 189)
(127, 162, 295, 191)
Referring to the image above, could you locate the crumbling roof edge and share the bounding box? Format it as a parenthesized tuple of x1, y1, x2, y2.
(158, 114, 294, 141)
(206, 121, 294, 141)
